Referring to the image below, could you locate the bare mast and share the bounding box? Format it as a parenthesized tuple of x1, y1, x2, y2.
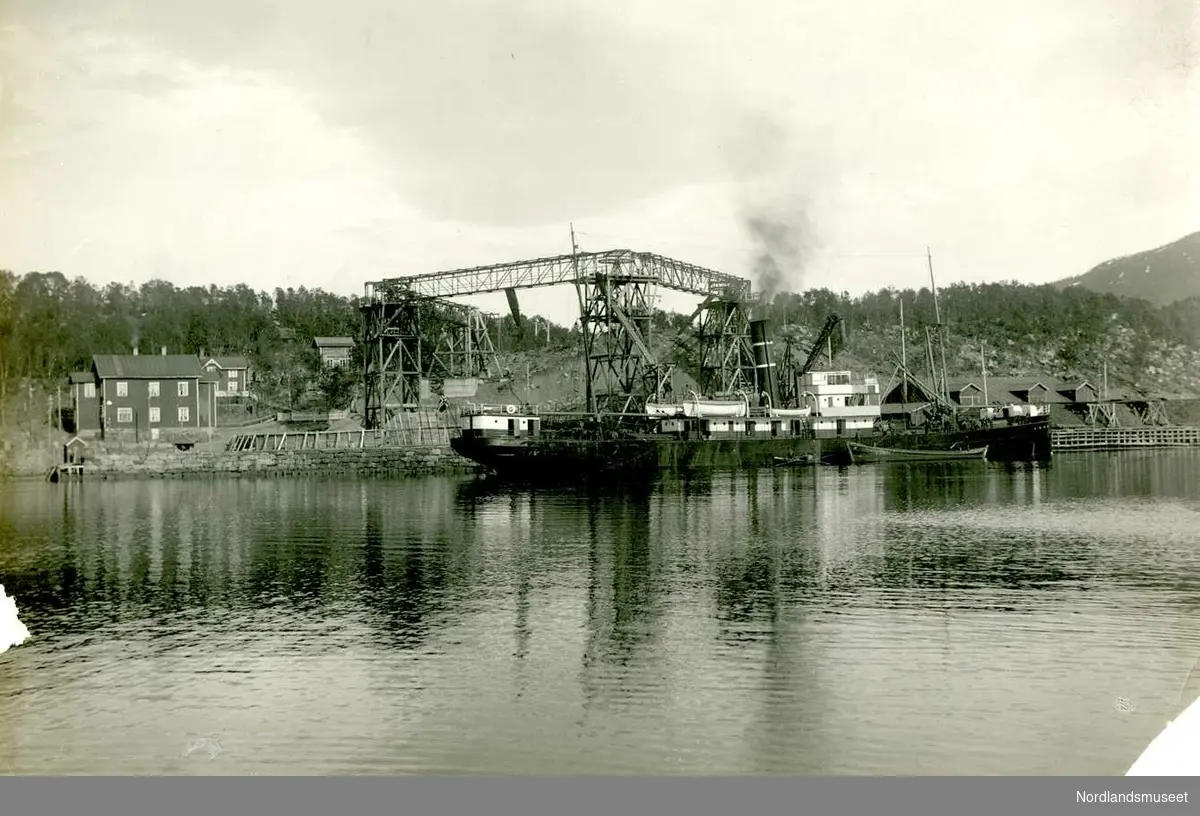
(900, 297, 909, 411)
(981, 340, 989, 405)
(927, 247, 950, 408)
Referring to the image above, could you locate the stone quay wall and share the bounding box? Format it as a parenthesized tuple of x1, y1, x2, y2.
(81, 442, 481, 479)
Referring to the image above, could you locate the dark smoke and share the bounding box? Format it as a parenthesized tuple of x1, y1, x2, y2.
(743, 195, 814, 302)
(721, 110, 817, 303)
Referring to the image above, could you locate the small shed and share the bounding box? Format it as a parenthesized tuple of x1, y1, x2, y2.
(63, 435, 88, 465)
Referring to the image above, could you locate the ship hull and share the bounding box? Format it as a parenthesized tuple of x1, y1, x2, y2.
(450, 434, 826, 480)
(450, 417, 1052, 479)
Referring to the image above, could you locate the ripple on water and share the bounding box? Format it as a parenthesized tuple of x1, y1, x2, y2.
(0, 459, 1199, 774)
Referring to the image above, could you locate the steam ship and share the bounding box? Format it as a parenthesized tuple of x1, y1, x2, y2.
(449, 317, 1052, 480)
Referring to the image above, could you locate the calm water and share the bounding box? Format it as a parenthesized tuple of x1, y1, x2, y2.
(3, 451, 1200, 775)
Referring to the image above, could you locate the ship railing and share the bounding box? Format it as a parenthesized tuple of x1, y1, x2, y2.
(457, 402, 607, 419)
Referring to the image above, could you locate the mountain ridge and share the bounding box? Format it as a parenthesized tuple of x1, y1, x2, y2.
(1055, 231, 1200, 306)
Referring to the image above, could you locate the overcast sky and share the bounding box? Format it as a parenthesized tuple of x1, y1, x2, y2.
(1, 0, 1197, 321)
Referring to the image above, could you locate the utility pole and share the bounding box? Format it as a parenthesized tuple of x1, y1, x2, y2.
(570, 223, 595, 414)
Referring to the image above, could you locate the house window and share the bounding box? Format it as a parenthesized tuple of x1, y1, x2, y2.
(149, 407, 161, 423)
(116, 381, 128, 397)
(178, 381, 189, 397)
(178, 406, 190, 423)
(116, 407, 133, 423)
(83, 383, 96, 399)
(148, 381, 160, 398)
(229, 370, 238, 380)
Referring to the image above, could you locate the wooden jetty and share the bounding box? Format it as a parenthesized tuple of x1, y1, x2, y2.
(1051, 426, 1200, 452)
(46, 464, 85, 482)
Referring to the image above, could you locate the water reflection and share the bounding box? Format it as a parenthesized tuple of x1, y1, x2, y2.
(1, 452, 1200, 774)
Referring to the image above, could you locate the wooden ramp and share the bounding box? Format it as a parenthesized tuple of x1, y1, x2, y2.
(227, 414, 456, 453)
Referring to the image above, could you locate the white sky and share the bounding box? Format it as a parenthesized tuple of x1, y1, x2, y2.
(1, 0, 1197, 323)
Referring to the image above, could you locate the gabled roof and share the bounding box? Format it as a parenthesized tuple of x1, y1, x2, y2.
(313, 336, 355, 348)
(891, 374, 1106, 406)
(201, 355, 250, 370)
(93, 354, 205, 379)
(67, 371, 94, 384)
(880, 377, 940, 404)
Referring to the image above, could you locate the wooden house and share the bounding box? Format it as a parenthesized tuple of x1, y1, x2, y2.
(92, 351, 206, 440)
(313, 336, 355, 368)
(200, 355, 252, 398)
(881, 374, 1103, 426)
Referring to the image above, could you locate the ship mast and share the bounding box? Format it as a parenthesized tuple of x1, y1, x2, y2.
(927, 247, 950, 409)
(899, 297, 908, 412)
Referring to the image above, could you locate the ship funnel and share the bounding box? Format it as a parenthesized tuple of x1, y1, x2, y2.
(749, 318, 780, 409)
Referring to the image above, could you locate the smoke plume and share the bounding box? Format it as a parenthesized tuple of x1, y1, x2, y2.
(723, 112, 819, 304)
(742, 191, 814, 302)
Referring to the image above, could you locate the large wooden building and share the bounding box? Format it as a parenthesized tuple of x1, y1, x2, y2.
(77, 352, 213, 440)
(879, 375, 1101, 425)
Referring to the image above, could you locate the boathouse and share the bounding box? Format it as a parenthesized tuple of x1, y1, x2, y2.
(63, 435, 87, 465)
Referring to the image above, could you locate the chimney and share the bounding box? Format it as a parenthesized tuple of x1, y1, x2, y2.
(749, 317, 780, 409)
(161, 346, 167, 356)
(132, 346, 139, 356)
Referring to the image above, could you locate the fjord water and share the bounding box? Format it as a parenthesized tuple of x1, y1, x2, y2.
(2, 451, 1200, 776)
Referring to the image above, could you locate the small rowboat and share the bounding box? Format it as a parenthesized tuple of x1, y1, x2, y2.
(772, 455, 815, 467)
(848, 442, 989, 464)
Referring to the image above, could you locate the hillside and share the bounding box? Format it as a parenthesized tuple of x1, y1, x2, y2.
(6, 267, 1200, 439)
(464, 289, 1200, 410)
(1056, 231, 1200, 306)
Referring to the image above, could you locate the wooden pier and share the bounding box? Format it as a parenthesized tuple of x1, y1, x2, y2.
(1051, 426, 1200, 452)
